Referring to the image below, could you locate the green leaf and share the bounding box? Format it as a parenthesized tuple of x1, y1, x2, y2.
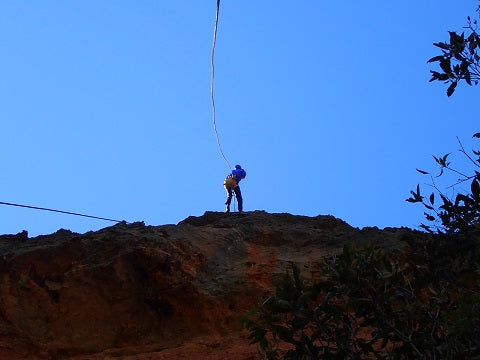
(438, 73, 450, 81)
(440, 57, 452, 74)
(447, 81, 457, 97)
(427, 55, 444, 63)
(433, 42, 450, 50)
(407, 185, 424, 203)
(440, 194, 451, 207)
(429, 71, 450, 82)
(429, 71, 438, 82)
(466, 71, 472, 86)
(468, 33, 478, 53)
(441, 153, 450, 166)
(449, 31, 466, 52)
(471, 179, 480, 201)
(416, 168, 430, 175)
(429, 193, 435, 205)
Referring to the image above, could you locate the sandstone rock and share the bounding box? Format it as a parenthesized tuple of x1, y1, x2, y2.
(0, 211, 422, 359)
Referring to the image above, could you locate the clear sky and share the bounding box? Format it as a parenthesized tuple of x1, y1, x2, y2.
(0, 1, 478, 237)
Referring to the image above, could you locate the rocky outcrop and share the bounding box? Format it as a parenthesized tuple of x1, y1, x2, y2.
(0, 211, 422, 359)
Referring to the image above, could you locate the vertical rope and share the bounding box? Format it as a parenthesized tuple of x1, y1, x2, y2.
(211, 0, 232, 170)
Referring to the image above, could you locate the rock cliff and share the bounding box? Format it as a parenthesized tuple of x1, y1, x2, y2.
(0, 211, 421, 359)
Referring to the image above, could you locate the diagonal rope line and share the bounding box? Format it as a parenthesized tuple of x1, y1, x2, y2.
(0, 201, 123, 223)
(211, 0, 232, 170)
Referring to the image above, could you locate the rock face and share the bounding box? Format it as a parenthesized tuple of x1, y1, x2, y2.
(0, 211, 420, 359)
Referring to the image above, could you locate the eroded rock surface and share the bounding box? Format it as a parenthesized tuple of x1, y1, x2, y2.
(0, 211, 421, 359)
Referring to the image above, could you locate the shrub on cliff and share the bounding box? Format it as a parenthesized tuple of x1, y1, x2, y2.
(407, 133, 480, 234)
(245, 239, 480, 359)
(428, 2, 480, 96)
(245, 134, 480, 357)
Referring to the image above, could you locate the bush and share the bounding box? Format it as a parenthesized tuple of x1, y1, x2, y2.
(407, 133, 480, 234)
(244, 239, 480, 359)
(428, 2, 480, 96)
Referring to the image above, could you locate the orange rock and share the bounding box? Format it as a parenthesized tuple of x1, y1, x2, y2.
(0, 211, 419, 359)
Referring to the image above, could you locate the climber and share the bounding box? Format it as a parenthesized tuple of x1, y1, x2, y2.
(224, 164, 246, 213)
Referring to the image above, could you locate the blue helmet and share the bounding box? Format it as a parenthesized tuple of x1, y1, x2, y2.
(235, 164, 242, 170)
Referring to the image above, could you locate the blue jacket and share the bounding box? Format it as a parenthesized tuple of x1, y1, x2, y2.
(231, 168, 246, 183)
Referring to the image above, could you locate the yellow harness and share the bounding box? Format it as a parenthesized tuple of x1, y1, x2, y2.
(224, 176, 238, 189)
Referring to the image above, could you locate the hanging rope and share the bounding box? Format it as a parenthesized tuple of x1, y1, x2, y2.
(0, 201, 123, 223)
(211, 0, 232, 170)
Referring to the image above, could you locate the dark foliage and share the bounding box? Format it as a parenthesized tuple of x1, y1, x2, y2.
(407, 134, 480, 234)
(244, 238, 480, 359)
(428, 2, 480, 96)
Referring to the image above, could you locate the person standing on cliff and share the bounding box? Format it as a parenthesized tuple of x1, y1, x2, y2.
(224, 164, 246, 213)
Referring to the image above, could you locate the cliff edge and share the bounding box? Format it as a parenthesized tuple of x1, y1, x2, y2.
(0, 211, 421, 359)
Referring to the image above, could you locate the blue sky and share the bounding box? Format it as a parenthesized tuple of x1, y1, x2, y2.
(0, 1, 478, 236)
